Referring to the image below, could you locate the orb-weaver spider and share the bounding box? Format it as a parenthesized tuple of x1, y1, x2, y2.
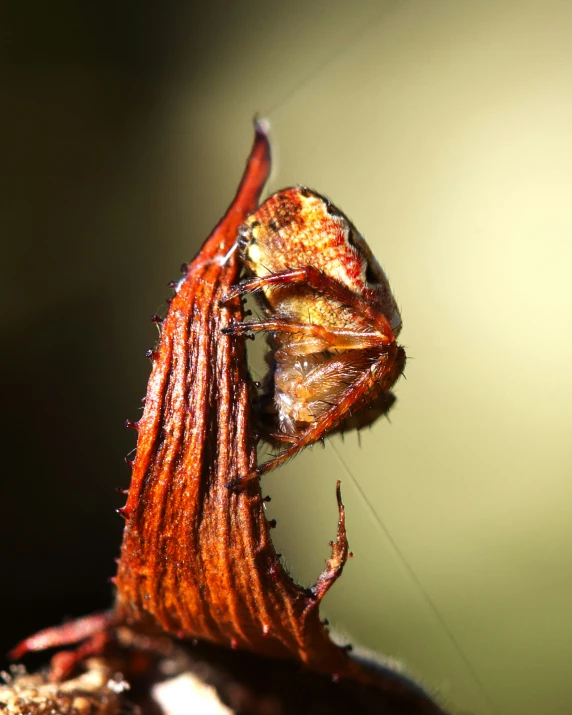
(222, 187, 405, 487)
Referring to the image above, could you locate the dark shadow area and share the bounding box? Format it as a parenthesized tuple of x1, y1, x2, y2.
(1, 0, 241, 663)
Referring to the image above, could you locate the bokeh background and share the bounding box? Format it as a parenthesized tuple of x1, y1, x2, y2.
(3, 1, 572, 713)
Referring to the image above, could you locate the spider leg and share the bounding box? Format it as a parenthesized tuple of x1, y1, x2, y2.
(226, 345, 401, 489)
(221, 267, 395, 339)
(223, 319, 333, 342)
(224, 318, 390, 353)
(264, 431, 298, 444)
(333, 346, 406, 433)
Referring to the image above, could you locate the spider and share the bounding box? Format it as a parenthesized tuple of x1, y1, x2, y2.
(222, 186, 406, 487)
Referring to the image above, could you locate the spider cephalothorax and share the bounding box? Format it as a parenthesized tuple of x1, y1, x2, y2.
(222, 186, 406, 485)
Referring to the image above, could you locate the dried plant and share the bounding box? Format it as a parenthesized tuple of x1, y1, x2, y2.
(8, 124, 449, 715)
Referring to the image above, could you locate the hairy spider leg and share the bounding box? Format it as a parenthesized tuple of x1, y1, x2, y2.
(331, 345, 406, 434)
(222, 268, 401, 489)
(223, 319, 386, 352)
(226, 345, 401, 488)
(221, 266, 395, 341)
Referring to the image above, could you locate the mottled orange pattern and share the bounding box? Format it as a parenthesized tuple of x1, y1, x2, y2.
(240, 187, 402, 335)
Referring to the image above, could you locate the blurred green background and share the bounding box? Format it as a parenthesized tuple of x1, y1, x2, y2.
(3, 1, 572, 713)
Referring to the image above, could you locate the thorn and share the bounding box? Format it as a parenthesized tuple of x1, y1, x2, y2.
(262, 495, 271, 503)
(150, 313, 162, 324)
(125, 419, 139, 431)
(124, 457, 134, 468)
(108, 576, 117, 585)
(114, 486, 129, 495)
(145, 349, 158, 359)
(166, 297, 172, 306)
(268, 519, 277, 529)
(348, 551, 354, 558)
(116, 506, 131, 519)
(322, 618, 329, 626)
(167, 280, 178, 289)
(180, 262, 188, 273)
(244, 309, 252, 317)
(343, 643, 353, 653)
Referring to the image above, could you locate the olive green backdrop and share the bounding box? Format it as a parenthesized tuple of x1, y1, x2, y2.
(3, 2, 571, 714)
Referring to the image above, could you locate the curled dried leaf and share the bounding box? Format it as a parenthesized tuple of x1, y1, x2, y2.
(10, 124, 448, 715)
